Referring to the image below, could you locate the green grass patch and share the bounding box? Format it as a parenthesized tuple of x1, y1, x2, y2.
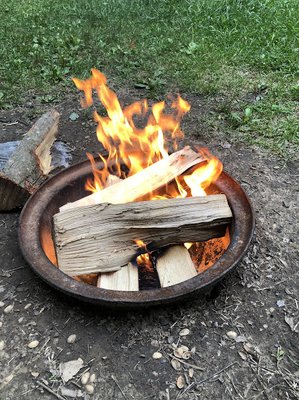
(0, 0, 298, 155)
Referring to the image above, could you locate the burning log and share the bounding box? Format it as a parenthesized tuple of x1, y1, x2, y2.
(97, 262, 139, 291)
(54, 194, 232, 276)
(156, 245, 197, 287)
(59, 146, 204, 211)
(0, 110, 60, 210)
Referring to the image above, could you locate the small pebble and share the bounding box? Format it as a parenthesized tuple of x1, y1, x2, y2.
(4, 304, 13, 314)
(0, 321, 3, 328)
(0, 340, 4, 350)
(152, 352, 163, 360)
(176, 375, 186, 389)
(235, 335, 246, 343)
(89, 373, 96, 383)
(0, 301, 4, 307)
(85, 384, 94, 395)
(67, 334, 77, 344)
(276, 299, 285, 308)
(179, 328, 190, 337)
(226, 331, 237, 340)
(189, 368, 194, 378)
(171, 359, 181, 371)
(81, 372, 90, 385)
(28, 340, 39, 349)
(238, 351, 247, 361)
(24, 303, 32, 310)
(31, 372, 39, 378)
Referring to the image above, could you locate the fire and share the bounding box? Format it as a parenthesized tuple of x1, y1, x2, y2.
(71, 69, 229, 278)
(72, 68, 222, 198)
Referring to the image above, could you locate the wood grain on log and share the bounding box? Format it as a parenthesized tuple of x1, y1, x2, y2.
(97, 262, 139, 291)
(0, 110, 60, 210)
(96, 175, 139, 291)
(54, 194, 232, 276)
(60, 146, 204, 211)
(156, 245, 197, 287)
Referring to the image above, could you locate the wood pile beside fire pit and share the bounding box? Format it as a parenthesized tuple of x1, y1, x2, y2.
(0, 110, 60, 210)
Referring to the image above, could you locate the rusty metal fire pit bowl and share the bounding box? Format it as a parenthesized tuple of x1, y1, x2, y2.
(19, 157, 254, 309)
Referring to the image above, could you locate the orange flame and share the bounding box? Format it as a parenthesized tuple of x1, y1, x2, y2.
(73, 69, 222, 199)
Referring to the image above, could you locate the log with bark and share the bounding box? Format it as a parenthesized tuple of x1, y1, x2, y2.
(54, 194, 232, 276)
(0, 110, 60, 210)
(59, 146, 205, 211)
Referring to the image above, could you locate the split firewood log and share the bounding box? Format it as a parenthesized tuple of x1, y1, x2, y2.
(60, 146, 205, 211)
(156, 245, 197, 287)
(54, 194, 232, 276)
(0, 110, 60, 210)
(97, 262, 139, 291)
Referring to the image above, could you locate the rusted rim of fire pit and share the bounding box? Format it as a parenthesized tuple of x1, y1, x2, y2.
(19, 157, 255, 309)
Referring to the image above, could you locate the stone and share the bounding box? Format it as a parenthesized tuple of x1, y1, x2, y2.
(85, 384, 94, 394)
(152, 352, 163, 359)
(81, 372, 90, 385)
(4, 304, 13, 314)
(67, 334, 77, 344)
(176, 375, 185, 389)
(226, 331, 237, 340)
(28, 340, 39, 349)
(179, 328, 190, 337)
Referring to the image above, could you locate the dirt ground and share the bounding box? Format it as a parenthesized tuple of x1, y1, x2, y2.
(0, 90, 298, 400)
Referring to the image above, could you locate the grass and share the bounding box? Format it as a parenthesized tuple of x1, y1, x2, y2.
(0, 0, 298, 156)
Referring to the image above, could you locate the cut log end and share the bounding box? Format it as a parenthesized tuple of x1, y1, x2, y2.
(0, 109, 60, 210)
(97, 263, 139, 291)
(156, 245, 197, 287)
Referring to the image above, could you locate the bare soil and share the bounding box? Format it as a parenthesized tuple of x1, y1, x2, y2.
(0, 91, 298, 400)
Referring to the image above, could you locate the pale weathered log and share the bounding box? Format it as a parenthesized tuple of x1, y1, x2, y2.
(97, 262, 139, 291)
(60, 146, 204, 211)
(54, 194, 232, 276)
(96, 175, 139, 291)
(0, 110, 60, 210)
(156, 245, 197, 287)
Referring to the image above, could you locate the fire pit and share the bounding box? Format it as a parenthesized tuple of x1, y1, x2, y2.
(18, 69, 254, 308)
(19, 156, 254, 308)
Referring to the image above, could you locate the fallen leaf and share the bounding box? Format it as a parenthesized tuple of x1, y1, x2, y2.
(285, 316, 296, 332)
(59, 358, 84, 383)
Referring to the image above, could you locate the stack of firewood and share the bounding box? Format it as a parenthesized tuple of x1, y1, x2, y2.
(53, 147, 232, 290)
(0, 110, 60, 210)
